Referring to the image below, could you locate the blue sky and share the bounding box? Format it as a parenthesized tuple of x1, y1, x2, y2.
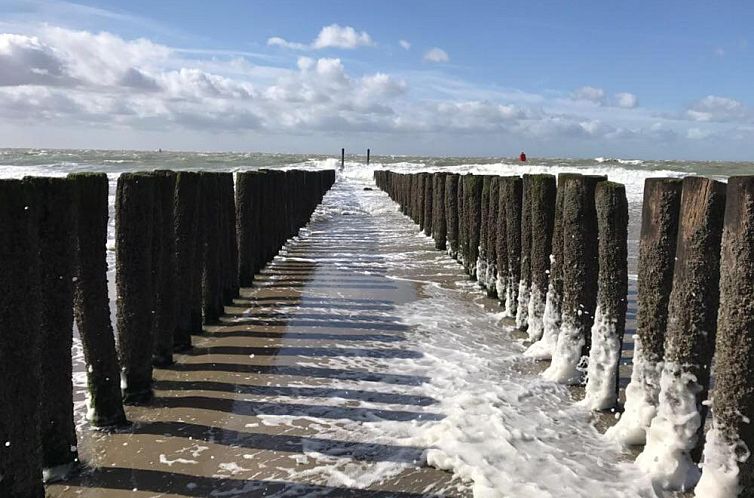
(0, 0, 753, 159)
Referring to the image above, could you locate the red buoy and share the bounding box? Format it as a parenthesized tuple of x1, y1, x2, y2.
(519, 152, 527, 162)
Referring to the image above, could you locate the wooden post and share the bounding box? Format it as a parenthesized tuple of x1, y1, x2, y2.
(503, 177, 523, 315)
(432, 172, 447, 250)
(697, 176, 754, 497)
(115, 172, 156, 404)
(525, 174, 556, 341)
(516, 175, 533, 329)
(341, 148, 345, 170)
(462, 175, 484, 278)
(367, 148, 371, 165)
(174, 171, 201, 350)
(151, 170, 177, 368)
(485, 177, 500, 298)
(219, 172, 238, 304)
(477, 176, 491, 288)
(200, 172, 223, 325)
(606, 178, 682, 444)
(495, 177, 509, 305)
(236, 171, 260, 287)
(445, 174, 460, 258)
(636, 176, 726, 490)
(423, 172, 433, 236)
(543, 174, 603, 384)
(0, 179, 44, 497)
(68, 173, 128, 427)
(26, 177, 79, 479)
(457, 174, 467, 265)
(582, 181, 628, 410)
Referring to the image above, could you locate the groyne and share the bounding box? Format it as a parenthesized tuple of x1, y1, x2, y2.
(375, 169, 754, 495)
(0, 169, 335, 495)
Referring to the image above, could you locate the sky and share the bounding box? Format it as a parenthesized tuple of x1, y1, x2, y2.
(0, 0, 753, 160)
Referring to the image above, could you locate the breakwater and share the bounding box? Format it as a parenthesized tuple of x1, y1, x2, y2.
(375, 170, 754, 495)
(0, 169, 335, 496)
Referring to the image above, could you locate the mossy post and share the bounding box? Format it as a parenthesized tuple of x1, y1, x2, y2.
(151, 171, 177, 367)
(462, 174, 484, 278)
(697, 176, 754, 496)
(27, 177, 79, 479)
(543, 174, 603, 384)
(504, 177, 523, 316)
(477, 176, 491, 287)
(200, 172, 224, 324)
(606, 178, 682, 444)
(432, 172, 447, 250)
(583, 181, 628, 411)
(115, 172, 156, 404)
(0, 180, 44, 497)
(485, 177, 500, 298)
(457, 174, 467, 265)
(636, 177, 726, 489)
(174, 171, 201, 350)
(525, 174, 556, 341)
(515, 175, 533, 329)
(423, 172, 433, 236)
(495, 178, 509, 305)
(445, 174, 460, 258)
(68, 173, 127, 427)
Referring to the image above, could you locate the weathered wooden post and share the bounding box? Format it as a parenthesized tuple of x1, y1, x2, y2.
(516, 175, 533, 329)
(116, 172, 156, 404)
(696, 176, 754, 497)
(432, 172, 447, 250)
(236, 171, 260, 287)
(341, 148, 345, 169)
(200, 172, 224, 324)
(457, 174, 467, 265)
(503, 177, 523, 315)
(462, 175, 484, 278)
(68, 173, 128, 426)
(26, 177, 79, 480)
(423, 172, 433, 236)
(543, 174, 602, 384)
(174, 171, 201, 350)
(151, 171, 177, 367)
(606, 178, 682, 444)
(495, 178, 509, 304)
(219, 172, 238, 303)
(485, 177, 500, 298)
(582, 181, 628, 410)
(477, 176, 491, 288)
(367, 148, 371, 165)
(445, 174, 460, 259)
(636, 176, 726, 490)
(525, 174, 556, 341)
(0, 179, 44, 497)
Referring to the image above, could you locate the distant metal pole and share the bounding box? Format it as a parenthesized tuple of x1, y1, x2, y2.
(367, 148, 371, 165)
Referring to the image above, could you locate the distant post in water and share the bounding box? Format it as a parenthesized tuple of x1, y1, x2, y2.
(606, 178, 682, 444)
(696, 176, 754, 497)
(341, 148, 345, 170)
(582, 181, 628, 411)
(543, 174, 603, 384)
(26, 177, 80, 480)
(115, 172, 156, 404)
(0, 179, 44, 497)
(367, 148, 371, 165)
(68, 173, 128, 427)
(636, 176, 726, 490)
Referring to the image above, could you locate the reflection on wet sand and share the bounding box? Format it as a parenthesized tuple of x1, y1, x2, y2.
(48, 181, 468, 497)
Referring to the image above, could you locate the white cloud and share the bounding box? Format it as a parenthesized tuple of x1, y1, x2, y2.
(686, 95, 749, 122)
(571, 86, 605, 104)
(268, 24, 373, 51)
(0, 34, 73, 86)
(399, 40, 411, 50)
(614, 92, 638, 108)
(423, 47, 449, 63)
